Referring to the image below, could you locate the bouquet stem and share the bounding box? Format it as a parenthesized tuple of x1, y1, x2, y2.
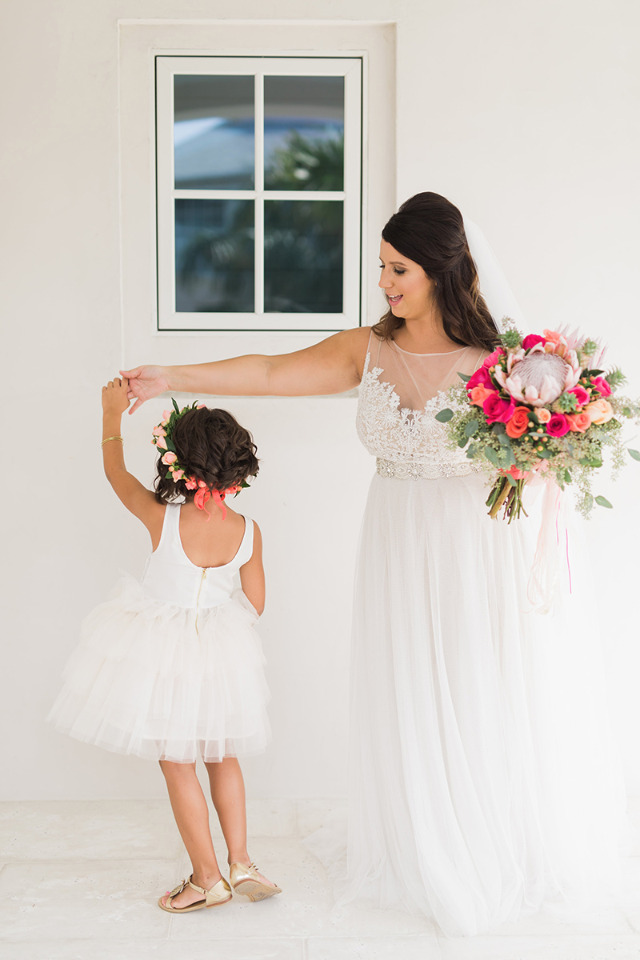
(486, 476, 529, 522)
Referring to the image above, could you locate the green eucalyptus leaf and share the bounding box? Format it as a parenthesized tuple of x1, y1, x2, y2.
(458, 372, 471, 383)
(595, 495, 613, 509)
(485, 447, 500, 467)
(628, 448, 640, 461)
(435, 409, 454, 422)
(464, 419, 479, 437)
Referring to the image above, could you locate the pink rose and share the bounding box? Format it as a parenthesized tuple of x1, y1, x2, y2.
(567, 385, 590, 407)
(482, 347, 506, 368)
(546, 413, 570, 437)
(162, 451, 177, 465)
(152, 426, 166, 437)
(155, 435, 168, 450)
(184, 479, 198, 490)
(536, 408, 552, 423)
(483, 393, 517, 424)
(467, 366, 493, 391)
(163, 410, 173, 422)
(470, 385, 495, 407)
(585, 399, 614, 425)
(171, 469, 185, 481)
(590, 376, 612, 398)
(567, 412, 591, 433)
(522, 334, 547, 351)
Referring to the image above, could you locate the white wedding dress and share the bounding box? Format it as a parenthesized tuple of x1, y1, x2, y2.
(338, 331, 625, 936)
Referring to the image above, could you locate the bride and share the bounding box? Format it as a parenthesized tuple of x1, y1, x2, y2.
(123, 192, 624, 936)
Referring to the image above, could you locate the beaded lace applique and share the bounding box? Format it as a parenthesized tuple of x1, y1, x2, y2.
(356, 355, 479, 479)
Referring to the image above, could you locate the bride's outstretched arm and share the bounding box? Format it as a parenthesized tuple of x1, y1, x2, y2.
(121, 326, 370, 413)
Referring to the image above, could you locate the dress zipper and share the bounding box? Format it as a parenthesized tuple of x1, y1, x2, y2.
(195, 568, 207, 635)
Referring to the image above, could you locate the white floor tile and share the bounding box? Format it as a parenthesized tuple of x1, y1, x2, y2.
(0, 800, 181, 861)
(0, 858, 176, 941)
(0, 941, 304, 960)
(307, 936, 442, 959)
(296, 799, 348, 837)
(245, 798, 297, 838)
(168, 838, 434, 942)
(439, 934, 640, 960)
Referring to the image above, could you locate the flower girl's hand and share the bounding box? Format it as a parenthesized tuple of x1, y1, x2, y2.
(119, 365, 170, 413)
(102, 377, 131, 416)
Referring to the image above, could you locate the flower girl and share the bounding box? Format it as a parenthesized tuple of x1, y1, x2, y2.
(49, 377, 280, 912)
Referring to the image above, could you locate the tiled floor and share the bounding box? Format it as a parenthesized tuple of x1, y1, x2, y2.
(2, 797, 640, 959)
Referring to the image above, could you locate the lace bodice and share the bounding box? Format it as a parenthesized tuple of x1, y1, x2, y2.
(356, 334, 485, 479)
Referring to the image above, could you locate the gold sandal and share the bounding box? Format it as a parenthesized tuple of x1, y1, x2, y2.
(229, 862, 282, 901)
(158, 874, 232, 913)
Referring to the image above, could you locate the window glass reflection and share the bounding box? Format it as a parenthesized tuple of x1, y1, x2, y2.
(264, 77, 344, 191)
(175, 199, 254, 312)
(174, 76, 255, 189)
(264, 200, 343, 313)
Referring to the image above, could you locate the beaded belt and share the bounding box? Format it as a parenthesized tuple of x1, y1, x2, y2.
(375, 458, 478, 480)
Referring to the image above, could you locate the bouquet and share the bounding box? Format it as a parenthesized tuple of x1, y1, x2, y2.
(436, 325, 640, 521)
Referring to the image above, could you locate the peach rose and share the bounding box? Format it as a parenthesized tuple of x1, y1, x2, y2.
(536, 408, 552, 423)
(162, 451, 177, 465)
(469, 384, 495, 407)
(505, 406, 531, 438)
(567, 412, 591, 433)
(584, 399, 614, 425)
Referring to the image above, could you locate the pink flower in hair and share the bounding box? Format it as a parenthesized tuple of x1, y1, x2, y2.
(162, 451, 177, 465)
(184, 478, 198, 490)
(155, 435, 168, 450)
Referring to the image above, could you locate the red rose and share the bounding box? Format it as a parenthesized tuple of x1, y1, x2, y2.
(546, 413, 570, 437)
(483, 393, 517, 424)
(590, 376, 612, 398)
(522, 334, 547, 351)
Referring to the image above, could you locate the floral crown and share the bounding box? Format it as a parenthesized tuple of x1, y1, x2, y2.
(151, 399, 247, 519)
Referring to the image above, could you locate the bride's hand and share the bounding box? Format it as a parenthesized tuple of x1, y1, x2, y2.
(119, 365, 169, 413)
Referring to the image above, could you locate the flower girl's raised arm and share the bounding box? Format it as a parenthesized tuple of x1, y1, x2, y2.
(121, 327, 370, 412)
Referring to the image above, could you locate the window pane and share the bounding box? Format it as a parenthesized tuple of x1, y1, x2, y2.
(174, 76, 254, 189)
(175, 199, 254, 312)
(264, 200, 343, 312)
(264, 77, 344, 191)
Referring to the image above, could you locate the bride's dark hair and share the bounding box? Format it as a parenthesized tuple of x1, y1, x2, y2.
(372, 192, 500, 350)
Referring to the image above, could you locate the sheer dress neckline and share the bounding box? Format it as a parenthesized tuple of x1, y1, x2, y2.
(390, 339, 469, 358)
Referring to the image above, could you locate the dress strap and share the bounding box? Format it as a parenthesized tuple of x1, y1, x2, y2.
(154, 502, 181, 555)
(234, 518, 255, 567)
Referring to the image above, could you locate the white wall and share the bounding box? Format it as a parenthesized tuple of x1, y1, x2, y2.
(3, 0, 639, 801)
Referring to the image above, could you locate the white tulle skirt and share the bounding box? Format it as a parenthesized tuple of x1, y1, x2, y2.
(336, 472, 625, 936)
(48, 577, 270, 763)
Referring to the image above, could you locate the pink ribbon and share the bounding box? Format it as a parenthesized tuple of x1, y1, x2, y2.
(526, 479, 572, 614)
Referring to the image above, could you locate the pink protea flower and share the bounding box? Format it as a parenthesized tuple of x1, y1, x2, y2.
(502, 349, 582, 407)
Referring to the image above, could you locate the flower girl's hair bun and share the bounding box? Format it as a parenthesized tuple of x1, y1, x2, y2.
(153, 404, 259, 508)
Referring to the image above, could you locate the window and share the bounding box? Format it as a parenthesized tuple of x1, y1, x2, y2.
(155, 56, 363, 332)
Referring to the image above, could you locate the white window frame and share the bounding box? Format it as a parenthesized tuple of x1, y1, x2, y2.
(155, 55, 363, 333)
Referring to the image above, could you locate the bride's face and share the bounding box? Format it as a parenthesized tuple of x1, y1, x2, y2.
(378, 240, 437, 321)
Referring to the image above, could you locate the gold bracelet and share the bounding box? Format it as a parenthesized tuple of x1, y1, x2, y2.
(101, 435, 123, 447)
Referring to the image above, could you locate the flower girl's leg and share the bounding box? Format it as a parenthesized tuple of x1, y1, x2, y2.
(205, 758, 280, 892)
(204, 757, 249, 864)
(159, 760, 224, 910)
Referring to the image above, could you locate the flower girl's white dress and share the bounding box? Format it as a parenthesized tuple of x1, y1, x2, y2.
(48, 504, 269, 763)
(341, 332, 624, 936)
